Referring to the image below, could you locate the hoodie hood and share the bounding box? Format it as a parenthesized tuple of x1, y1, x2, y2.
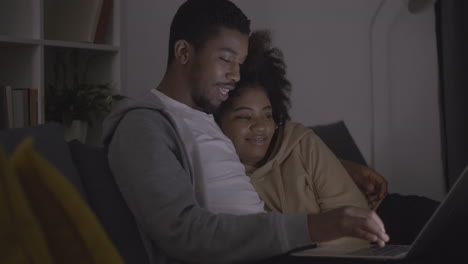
(274, 121, 313, 164)
(102, 94, 166, 146)
(245, 121, 312, 175)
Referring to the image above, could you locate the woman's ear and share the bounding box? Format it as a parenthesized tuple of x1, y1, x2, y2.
(174, 40, 191, 65)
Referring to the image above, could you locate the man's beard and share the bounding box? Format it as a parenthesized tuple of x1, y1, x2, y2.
(193, 94, 218, 114)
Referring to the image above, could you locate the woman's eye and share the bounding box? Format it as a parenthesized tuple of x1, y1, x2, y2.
(235, 115, 251, 120)
(265, 114, 273, 119)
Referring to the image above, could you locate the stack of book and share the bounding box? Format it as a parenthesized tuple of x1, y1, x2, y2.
(44, 0, 113, 43)
(0, 86, 39, 129)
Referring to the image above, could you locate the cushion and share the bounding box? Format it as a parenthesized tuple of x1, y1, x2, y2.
(6, 137, 123, 263)
(68, 140, 150, 264)
(0, 146, 51, 263)
(0, 122, 86, 198)
(310, 121, 367, 166)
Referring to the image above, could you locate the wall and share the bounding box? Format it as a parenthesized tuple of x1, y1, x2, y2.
(122, 0, 445, 201)
(369, 0, 444, 199)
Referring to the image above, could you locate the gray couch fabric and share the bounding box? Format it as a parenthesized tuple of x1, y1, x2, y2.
(68, 140, 150, 264)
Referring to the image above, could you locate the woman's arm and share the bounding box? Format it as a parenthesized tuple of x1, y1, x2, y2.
(339, 159, 388, 209)
(300, 132, 369, 212)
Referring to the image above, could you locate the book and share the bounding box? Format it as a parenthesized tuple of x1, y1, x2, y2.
(0, 88, 39, 129)
(0, 85, 13, 129)
(94, 0, 113, 43)
(44, 0, 104, 43)
(29, 89, 39, 126)
(12, 88, 29, 128)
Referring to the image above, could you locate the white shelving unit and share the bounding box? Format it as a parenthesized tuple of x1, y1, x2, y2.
(0, 0, 121, 145)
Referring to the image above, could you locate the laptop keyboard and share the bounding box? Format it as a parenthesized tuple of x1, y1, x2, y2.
(347, 245, 409, 257)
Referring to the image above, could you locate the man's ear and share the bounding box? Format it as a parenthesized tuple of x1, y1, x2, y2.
(174, 40, 192, 65)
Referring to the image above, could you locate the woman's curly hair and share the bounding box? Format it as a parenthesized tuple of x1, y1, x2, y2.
(217, 30, 292, 126)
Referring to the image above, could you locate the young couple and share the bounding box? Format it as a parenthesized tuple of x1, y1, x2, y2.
(102, 0, 392, 263)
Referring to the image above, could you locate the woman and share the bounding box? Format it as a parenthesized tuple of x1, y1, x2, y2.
(217, 84, 371, 215)
(216, 30, 439, 246)
(215, 30, 370, 245)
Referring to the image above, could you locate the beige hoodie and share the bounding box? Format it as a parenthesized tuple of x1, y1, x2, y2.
(246, 121, 369, 245)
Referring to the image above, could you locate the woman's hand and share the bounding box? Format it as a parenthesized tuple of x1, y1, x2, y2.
(340, 159, 388, 209)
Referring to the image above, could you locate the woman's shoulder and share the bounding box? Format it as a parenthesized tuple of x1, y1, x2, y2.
(277, 121, 321, 155)
(283, 121, 318, 140)
(283, 121, 330, 154)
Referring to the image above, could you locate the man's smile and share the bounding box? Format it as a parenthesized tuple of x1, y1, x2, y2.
(217, 85, 234, 101)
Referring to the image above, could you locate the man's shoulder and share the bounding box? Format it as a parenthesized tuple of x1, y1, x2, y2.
(104, 95, 181, 141)
(121, 108, 179, 137)
(121, 95, 166, 112)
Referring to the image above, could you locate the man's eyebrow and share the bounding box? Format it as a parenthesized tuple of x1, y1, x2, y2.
(220, 47, 238, 55)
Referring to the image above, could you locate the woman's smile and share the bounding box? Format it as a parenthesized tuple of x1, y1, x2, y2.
(245, 135, 269, 146)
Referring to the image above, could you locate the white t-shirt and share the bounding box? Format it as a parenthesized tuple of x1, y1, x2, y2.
(152, 89, 265, 215)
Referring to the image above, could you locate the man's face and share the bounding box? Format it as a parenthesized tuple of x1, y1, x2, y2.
(187, 27, 248, 114)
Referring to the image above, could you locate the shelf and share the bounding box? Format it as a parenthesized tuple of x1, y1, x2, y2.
(0, 35, 118, 52)
(43, 39, 119, 52)
(0, 0, 121, 145)
(0, 1, 38, 38)
(0, 35, 42, 46)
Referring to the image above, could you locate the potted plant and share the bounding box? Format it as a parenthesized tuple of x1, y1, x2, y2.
(46, 82, 124, 141)
(45, 49, 124, 142)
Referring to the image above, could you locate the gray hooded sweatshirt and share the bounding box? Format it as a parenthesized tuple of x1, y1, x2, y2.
(102, 95, 313, 263)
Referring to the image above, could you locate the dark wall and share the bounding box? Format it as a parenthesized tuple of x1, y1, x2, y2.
(437, 0, 468, 188)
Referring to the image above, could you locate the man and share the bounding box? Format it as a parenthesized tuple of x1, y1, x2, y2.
(102, 0, 389, 263)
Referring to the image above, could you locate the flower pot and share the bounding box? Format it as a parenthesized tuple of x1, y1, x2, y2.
(64, 120, 88, 143)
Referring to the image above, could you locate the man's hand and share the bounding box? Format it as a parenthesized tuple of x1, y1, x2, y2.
(307, 206, 389, 247)
(340, 159, 388, 209)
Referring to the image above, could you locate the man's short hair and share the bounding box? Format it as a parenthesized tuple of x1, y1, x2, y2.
(167, 0, 251, 65)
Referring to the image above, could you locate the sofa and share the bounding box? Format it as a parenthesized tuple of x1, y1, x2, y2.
(0, 121, 372, 263)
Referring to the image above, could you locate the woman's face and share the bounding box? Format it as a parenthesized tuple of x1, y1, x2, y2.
(220, 85, 276, 166)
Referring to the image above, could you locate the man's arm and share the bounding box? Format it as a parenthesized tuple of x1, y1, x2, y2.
(107, 109, 312, 263)
(340, 159, 388, 209)
(308, 206, 389, 247)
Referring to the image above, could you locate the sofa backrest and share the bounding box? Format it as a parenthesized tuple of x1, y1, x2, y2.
(0, 123, 87, 197)
(310, 120, 368, 166)
(68, 140, 150, 264)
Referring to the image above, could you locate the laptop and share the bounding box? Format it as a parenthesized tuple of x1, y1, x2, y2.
(290, 165, 468, 260)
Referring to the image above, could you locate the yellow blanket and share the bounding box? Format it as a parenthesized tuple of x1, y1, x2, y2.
(0, 137, 123, 264)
